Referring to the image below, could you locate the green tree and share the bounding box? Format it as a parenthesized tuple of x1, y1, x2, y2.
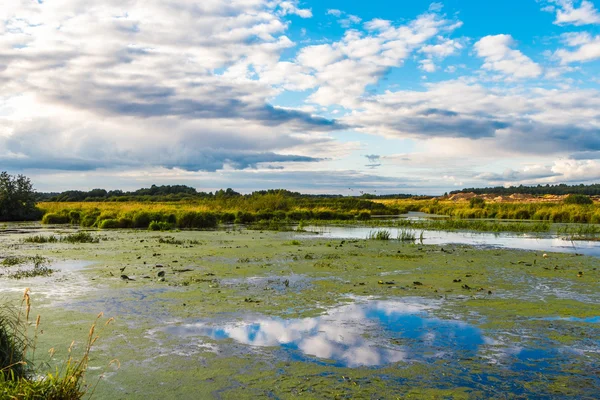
(0, 172, 41, 221)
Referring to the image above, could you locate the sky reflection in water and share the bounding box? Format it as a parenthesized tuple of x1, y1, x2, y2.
(166, 299, 486, 367)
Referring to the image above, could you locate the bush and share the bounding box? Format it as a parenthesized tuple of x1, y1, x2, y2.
(564, 194, 593, 205)
(99, 219, 121, 229)
(149, 221, 172, 231)
(41, 213, 70, 225)
(357, 211, 371, 220)
(235, 211, 256, 224)
(68, 211, 81, 224)
(80, 215, 98, 227)
(469, 197, 486, 208)
(219, 212, 236, 224)
(132, 211, 152, 228)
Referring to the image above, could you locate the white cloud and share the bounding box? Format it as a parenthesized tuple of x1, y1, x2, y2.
(278, 1, 313, 18)
(474, 34, 543, 79)
(418, 37, 463, 72)
(326, 9, 343, 17)
(555, 32, 600, 63)
(543, 0, 600, 26)
(297, 10, 463, 107)
(0, 0, 342, 174)
(342, 80, 600, 159)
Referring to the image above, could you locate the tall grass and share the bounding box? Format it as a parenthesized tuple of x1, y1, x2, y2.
(0, 289, 117, 398)
(368, 230, 392, 240)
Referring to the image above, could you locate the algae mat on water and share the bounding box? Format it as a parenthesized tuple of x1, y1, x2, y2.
(1, 226, 599, 399)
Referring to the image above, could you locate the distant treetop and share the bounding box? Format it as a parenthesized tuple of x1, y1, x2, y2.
(450, 183, 600, 197)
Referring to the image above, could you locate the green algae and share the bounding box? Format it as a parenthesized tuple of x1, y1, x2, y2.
(0, 225, 599, 398)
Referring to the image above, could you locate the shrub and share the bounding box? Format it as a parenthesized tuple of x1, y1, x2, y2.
(132, 211, 152, 228)
(99, 219, 121, 229)
(469, 197, 486, 208)
(41, 213, 70, 225)
(514, 209, 531, 220)
(68, 211, 81, 224)
(219, 212, 236, 224)
(235, 211, 256, 224)
(564, 194, 593, 205)
(149, 221, 172, 231)
(80, 215, 98, 227)
(357, 211, 371, 220)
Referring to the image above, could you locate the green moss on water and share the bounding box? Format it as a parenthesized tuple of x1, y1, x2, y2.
(1, 226, 599, 398)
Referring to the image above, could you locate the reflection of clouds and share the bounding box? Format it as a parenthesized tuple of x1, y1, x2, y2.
(167, 298, 488, 367)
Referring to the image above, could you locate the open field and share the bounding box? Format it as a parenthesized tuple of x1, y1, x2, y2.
(1, 225, 599, 398)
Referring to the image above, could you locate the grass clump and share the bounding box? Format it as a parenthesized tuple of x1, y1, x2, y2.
(1, 256, 53, 279)
(23, 232, 99, 244)
(148, 221, 172, 231)
(0, 289, 117, 399)
(62, 232, 99, 244)
(23, 235, 60, 244)
(368, 230, 392, 240)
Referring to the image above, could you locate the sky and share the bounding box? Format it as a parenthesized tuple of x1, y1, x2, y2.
(1, 0, 600, 195)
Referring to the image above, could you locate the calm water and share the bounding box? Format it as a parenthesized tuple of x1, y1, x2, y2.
(303, 226, 600, 257)
(163, 298, 599, 375)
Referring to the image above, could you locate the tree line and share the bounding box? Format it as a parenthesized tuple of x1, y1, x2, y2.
(451, 183, 600, 196)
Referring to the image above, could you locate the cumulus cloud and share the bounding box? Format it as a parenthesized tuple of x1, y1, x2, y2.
(418, 37, 463, 72)
(555, 32, 600, 63)
(0, 0, 344, 173)
(474, 35, 543, 79)
(296, 9, 463, 107)
(343, 80, 600, 157)
(278, 1, 313, 18)
(542, 0, 600, 26)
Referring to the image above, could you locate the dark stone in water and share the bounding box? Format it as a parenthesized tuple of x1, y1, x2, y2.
(157, 271, 165, 278)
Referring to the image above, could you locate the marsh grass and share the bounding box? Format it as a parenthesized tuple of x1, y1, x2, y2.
(23, 232, 99, 244)
(0, 289, 117, 398)
(368, 230, 392, 240)
(324, 218, 552, 234)
(1, 256, 54, 279)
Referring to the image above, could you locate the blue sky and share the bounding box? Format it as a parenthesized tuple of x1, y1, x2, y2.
(1, 0, 600, 194)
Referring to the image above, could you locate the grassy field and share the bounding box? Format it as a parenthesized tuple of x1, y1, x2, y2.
(377, 198, 600, 223)
(34, 196, 600, 235)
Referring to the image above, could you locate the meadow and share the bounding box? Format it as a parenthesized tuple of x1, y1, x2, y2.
(35, 194, 600, 234)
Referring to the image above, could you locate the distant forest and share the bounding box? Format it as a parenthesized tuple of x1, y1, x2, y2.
(37, 185, 417, 202)
(451, 183, 600, 196)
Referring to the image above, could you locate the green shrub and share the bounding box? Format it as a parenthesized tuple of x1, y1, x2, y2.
(469, 197, 486, 208)
(564, 194, 593, 205)
(219, 212, 236, 224)
(149, 221, 172, 231)
(80, 215, 98, 227)
(357, 211, 371, 220)
(99, 219, 121, 229)
(514, 209, 531, 220)
(68, 211, 81, 224)
(132, 211, 152, 228)
(235, 211, 256, 224)
(41, 213, 70, 225)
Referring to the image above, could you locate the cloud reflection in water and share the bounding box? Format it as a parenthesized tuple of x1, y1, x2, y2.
(166, 299, 485, 367)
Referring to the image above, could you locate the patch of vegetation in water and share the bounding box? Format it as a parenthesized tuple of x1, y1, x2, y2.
(23, 231, 99, 244)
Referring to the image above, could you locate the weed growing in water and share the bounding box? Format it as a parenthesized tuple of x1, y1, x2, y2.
(23, 232, 99, 244)
(368, 230, 392, 240)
